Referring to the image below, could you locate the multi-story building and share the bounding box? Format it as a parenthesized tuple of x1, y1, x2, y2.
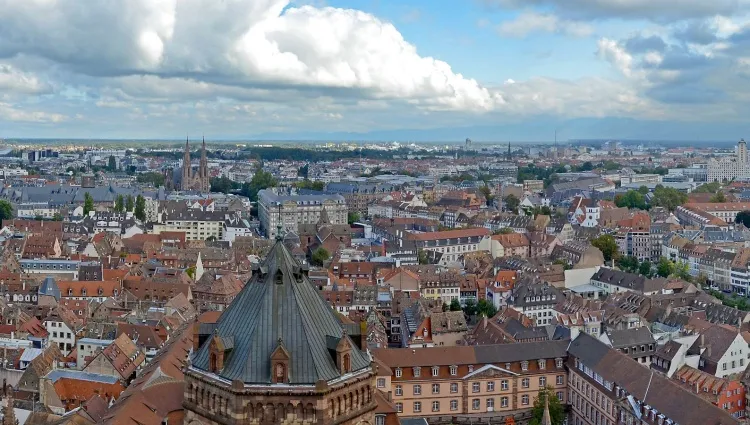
(21, 259, 81, 280)
(152, 209, 227, 241)
(372, 340, 568, 418)
(568, 333, 738, 425)
(673, 365, 746, 421)
(404, 228, 489, 266)
(708, 139, 749, 182)
(678, 202, 750, 226)
(325, 181, 397, 214)
(258, 189, 347, 239)
(508, 282, 563, 326)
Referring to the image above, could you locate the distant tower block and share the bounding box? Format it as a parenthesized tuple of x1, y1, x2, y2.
(465, 138, 472, 150)
(739, 139, 748, 164)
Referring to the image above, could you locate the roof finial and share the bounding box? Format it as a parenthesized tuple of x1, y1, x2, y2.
(276, 202, 284, 241)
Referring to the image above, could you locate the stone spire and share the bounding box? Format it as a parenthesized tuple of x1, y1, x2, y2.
(2, 392, 18, 425)
(541, 391, 552, 425)
(195, 252, 205, 281)
(200, 136, 209, 192)
(182, 136, 192, 189)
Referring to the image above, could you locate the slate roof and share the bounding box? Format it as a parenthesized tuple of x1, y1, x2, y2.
(191, 239, 371, 384)
(38, 276, 61, 301)
(568, 333, 738, 425)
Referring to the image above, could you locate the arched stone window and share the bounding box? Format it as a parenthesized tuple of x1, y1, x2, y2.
(274, 363, 286, 383)
(343, 354, 351, 373)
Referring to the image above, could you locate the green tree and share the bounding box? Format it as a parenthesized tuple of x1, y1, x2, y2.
(83, 192, 94, 215)
(710, 191, 727, 203)
(673, 260, 692, 281)
(530, 386, 565, 425)
(311, 247, 330, 266)
(540, 205, 552, 216)
(462, 299, 477, 317)
(553, 259, 572, 270)
(114, 194, 124, 213)
(657, 257, 675, 278)
(347, 212, 361, 225)
(694, 182, 721, 193)
(592, 234, 619, 262)
(52, 213, 62, 221)
(0, 200, 12, 227)
(493, 227, 514, 235)
(134, 195, 146, 221)
(210, 176, 238, 194)
(449, 299, 462, 311)
(651, 186, 688, 212)
(298, 164, 309, 178)
(616, 256, 639, 273)
(639, 260, 653, 277)
(478, 184, 493, 206)
(241, 168, 278, 202)
(108, 155, 117, 171)
(295, 179, 325, 191)
(185, 266, 196, 279)
(503, 194, 520, 213)
(638, 185, 649, 194)
(125, 195, 134, 212)
(614, 190, 647, 210)
(136, 172, 166, 187)
(417, 249, 429, 265)
(476, 299, 498, 318)
(736, 210, 750, 227)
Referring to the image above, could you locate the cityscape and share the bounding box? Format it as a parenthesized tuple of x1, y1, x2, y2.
(3, 1, 750, 425)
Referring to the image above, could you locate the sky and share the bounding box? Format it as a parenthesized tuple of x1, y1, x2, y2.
(1, 0, 750, 141)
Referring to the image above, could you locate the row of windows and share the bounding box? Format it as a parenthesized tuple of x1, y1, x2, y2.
(396, 392, 564, 413)
(395, 376, 564, 396)
(394, 359, 564, 378)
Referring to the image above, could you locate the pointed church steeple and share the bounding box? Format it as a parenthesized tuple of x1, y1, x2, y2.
(195, 252, 205, 281)
(2, 392, 18, 425)
(317, 206, 330, 226)
(541, 391, 552, 425)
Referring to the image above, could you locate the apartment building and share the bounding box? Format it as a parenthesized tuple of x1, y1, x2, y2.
(405, 228, 489, 265)
(568, 333, 738, 425)
(508, 282, 563, 326)
(152, 209, 227, 241)
(257, 189, 347, 239)
(372, 340, 568, 418)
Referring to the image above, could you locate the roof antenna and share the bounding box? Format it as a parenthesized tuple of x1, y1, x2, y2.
(276, 203, 284, 241)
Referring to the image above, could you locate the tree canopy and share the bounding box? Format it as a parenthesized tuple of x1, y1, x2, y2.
(0, 200, 13, 227)
(503, 194, 520, 213)
(592, 234, 619, 262)
(134, 195, 146, 221)
(650, 186, 688, 211)
(311, 247, 330, 266)
(136, 172, 165, 187)
(83, 192, 94, 215)
(736, 210, 750, 228)
(529, 386, 565, 425)
(614, 190, 647, 210)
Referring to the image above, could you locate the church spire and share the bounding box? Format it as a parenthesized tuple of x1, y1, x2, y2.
(541, 391, 552, 425)
(2, 392, 18, 425)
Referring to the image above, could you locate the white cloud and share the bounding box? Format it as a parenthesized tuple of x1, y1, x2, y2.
(0, 0, 504, 112)
(0, 63, 51, 96)
(596, 38, 635, 77)
(497, 12, 593, 38)
(0, 103, 67, 123)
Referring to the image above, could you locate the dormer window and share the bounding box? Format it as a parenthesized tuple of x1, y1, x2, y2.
(556, 358, 563, 368)
(521, 361, 528, 371)
(68, 288, 73, 296)
(432, 366, 439, 377)
(395, 368, 402, 378)
(538, 359, 546, 370)
(449, 365, 457, 376)
(414, 367, 421, 377)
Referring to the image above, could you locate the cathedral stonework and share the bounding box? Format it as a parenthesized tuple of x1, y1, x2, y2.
(180, 137, 210, 192)
(183, 234, 377, 424)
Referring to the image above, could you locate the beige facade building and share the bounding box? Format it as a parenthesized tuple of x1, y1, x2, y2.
(372, 341, 568, 418)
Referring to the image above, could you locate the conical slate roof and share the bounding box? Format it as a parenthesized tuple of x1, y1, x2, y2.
(38, 276, 61, 301)
(192, 240, 371, 384)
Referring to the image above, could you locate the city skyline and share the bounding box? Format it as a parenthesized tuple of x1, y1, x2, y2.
(1, 0, 750, 140)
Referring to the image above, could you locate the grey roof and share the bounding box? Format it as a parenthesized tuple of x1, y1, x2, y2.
(590, 268, 646, 292)
(45, 369, 120, 384)
(192, 240, 371, 384)
(38, 276, 61, 301)
(473, 340, 568, 363)
(568, 333, 738, 425)
(605, 327, 655, 349)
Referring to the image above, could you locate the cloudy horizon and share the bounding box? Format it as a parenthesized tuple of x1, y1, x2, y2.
(1, 0, 750, 141)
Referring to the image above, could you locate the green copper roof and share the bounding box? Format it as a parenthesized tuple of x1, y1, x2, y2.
(192, 240, 371, 384)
